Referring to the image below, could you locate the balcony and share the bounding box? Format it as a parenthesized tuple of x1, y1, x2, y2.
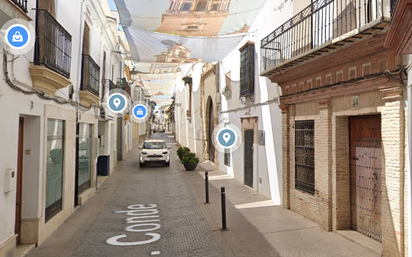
(261, 0, 392, 77)
(10, 0, 27, 13)
(79, 55, 100, 107)
(30, 9, 72, 95)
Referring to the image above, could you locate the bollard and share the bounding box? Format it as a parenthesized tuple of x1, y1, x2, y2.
(205, 171, 210, 204)
(221, 187, 227, 230)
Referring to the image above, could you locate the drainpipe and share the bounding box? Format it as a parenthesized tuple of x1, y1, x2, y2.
(408, 67, 412, 257)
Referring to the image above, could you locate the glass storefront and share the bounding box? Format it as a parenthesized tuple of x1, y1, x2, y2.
(77, 123, 92, 194)
(45, 119, 65, 222)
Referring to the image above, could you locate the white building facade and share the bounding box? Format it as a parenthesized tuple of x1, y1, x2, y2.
(174, 0, 292, 203)
(0, 0, 126, 255)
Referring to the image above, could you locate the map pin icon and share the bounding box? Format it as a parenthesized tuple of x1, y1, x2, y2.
(113, 98, 121, 108)
(223, 133, 231, 143)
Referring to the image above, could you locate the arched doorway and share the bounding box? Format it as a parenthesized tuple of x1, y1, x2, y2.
(206, 97, 215, 162)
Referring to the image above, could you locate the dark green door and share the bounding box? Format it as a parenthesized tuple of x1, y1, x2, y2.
(244, 129, 254, 187)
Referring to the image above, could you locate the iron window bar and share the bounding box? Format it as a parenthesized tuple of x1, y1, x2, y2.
(81, 55, 100, 97)
(261, 0, 386, 74)
(10, 0, 28, 13)
(239, 43, 254, 97)
(295, 120, 315, 194)
(34, 9, 72, 79)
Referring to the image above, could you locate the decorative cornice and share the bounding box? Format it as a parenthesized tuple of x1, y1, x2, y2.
(280, 75, 400, 105)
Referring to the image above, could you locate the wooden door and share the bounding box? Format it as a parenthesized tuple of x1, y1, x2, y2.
(15, 118, 24, 244)
(244, 129, 254, 187)
(350, 115, 382, 242)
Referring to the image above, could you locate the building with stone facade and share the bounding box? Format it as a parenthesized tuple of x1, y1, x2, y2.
(260, 0, 409, 256)
(156, 0, 231, 36)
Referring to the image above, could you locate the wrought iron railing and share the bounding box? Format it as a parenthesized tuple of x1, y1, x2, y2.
(107, 79, 116, 91)
(101, 79, 116, 101)
(34, 10, 72, 78)
(390, 0, 399, 17)
(117, 77, 128, 90)
(81, 55, 100, 96)
(261, 0, 385, 74)
(10, 0, 28, 13)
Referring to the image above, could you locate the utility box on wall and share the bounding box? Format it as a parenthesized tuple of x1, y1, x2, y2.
(4, 168, 16, 193)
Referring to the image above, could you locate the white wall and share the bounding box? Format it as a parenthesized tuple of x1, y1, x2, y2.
(216, 0, 292, 203)
(173, 0, 292, 204)
(0, 0, 124, 249)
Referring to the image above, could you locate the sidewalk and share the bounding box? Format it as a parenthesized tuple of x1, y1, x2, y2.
(184, 164, 379, 257)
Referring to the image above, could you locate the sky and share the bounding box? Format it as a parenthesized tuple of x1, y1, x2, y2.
(108, 0, 117, 10)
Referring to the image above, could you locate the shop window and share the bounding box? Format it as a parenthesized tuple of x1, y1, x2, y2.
(77, 123, 92, 194)
(295, 120, 315, 194)
(240, 42, 255, 97)
(45, 119, 65, 221)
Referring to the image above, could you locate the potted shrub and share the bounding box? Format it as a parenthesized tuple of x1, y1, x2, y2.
(181, 152, 199, 171)
(176, 146, 190, 160)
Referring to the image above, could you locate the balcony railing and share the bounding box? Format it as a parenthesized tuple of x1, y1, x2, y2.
(34, 9, 72, 78)
(261, 0, 386, 74)
(101, 79, 116, 101)
(81, 55, 100, 97)
(10, 0, 28, 13)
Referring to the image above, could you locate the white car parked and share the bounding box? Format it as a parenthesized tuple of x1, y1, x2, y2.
(138, 140, 171, 167)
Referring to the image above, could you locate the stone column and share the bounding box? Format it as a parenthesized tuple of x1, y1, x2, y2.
(316, 99, 332, 231)
(280, 104, 290, 209)
(380, 86, 406, 257)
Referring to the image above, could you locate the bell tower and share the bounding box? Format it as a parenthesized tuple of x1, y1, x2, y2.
(156, 0, 231, 36)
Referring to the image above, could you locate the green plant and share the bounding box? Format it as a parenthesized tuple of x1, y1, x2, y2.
(181, 152, 199, 164)
(177, 146, 190, 159)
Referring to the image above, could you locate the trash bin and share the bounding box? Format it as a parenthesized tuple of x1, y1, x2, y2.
(97, 155, 110, 176)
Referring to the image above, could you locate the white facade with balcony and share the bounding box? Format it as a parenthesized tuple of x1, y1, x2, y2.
(174, 0, 292, 203)
(0, 0, 126, 255)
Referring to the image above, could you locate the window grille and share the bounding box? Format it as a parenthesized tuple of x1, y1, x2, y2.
(295, 120, 315, 194)
(239, 43, 254, 97)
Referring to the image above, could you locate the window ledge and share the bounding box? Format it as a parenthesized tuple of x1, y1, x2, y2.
(29, 65, 72, 95)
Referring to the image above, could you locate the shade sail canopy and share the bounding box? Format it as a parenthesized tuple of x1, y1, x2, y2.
(112, 0, 266, 107)
(113, 0, 266, 63)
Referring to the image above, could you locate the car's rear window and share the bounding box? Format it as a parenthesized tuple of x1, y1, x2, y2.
(143, 142, 167, 149)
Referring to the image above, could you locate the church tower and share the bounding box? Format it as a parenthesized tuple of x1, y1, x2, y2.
(156, 0, 231, 36)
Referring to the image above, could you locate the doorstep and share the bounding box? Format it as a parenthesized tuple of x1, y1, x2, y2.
(337, 230, 381, 255)
(15, 244, 36, 257)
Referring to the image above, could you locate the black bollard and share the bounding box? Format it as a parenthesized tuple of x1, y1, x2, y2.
(205, 171, 210, 204)
(221, 187, 227, 230)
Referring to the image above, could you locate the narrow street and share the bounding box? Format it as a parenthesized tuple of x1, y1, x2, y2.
(25, 133, 379, 257)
